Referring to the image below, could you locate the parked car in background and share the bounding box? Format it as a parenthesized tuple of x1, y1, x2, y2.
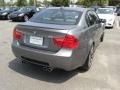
(116, 7, 120, 16)
(97, 8, 115, 28)
(0, 7, 19, 20)
(0, 7, 5, 11)
(90, 5, 101, 11)
(12, 7, 105, 71)
(9, 6, 39, 22)
(116, 6, 120, 12)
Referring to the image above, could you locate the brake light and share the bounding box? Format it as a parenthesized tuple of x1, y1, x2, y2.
(13, 28, 22, 40)
(53, 34, 78, 48)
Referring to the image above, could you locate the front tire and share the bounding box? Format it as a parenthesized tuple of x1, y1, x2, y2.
(24, 15, 29, 22)
(7, 14, 10, 20)
(100, 33, 104, 42)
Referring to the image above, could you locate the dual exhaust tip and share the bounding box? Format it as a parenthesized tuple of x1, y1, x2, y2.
(42, 66, 53, 72)
(21, 59, 53, 72)
(21, 57, 53, 72)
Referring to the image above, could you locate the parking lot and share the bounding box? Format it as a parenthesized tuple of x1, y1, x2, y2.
(0, 16, 120, 90)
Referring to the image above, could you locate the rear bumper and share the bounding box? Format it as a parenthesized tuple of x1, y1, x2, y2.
(12, 42, 81, 71)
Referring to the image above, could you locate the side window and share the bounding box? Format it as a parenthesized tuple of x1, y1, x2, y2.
(91, 11, 100, 24)
(86, 13, 91, 27)
(86, 11, 95, 26)
(86, 11, 100, 27)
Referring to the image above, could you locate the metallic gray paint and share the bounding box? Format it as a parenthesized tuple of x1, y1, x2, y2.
(12, 7, 104, 71)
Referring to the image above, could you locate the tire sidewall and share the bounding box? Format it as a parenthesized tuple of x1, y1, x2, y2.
(83, 45, 95, 71)
(24, 15, 29, 22)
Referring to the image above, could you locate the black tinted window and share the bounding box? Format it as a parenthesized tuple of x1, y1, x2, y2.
(86, 11, 94, 26)
(86, 11, 99, 26)
(19, 7, 36, 12)
(30, 9, 82, 25)
(91, 11, 99, 23)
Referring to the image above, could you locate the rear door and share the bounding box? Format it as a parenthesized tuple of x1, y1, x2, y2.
(86, 11, 98, 47)
(91, 11, 103, 45)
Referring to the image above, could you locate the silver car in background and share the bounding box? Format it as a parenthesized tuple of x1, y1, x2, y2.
(12, 7, 105, 71)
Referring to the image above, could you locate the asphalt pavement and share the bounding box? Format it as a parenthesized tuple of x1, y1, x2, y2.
(0, 16, 120, 90)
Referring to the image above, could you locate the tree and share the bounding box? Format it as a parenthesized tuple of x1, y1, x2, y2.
(0, 0, 5, 6)
(0, 0, 4, 4)
(29, 0, 34, 6)
(63, 0, 70, 6)
(51, 0, 62, 6)
(76, 0, 91, 7)
(43, 0, 51, 7)
(76, 0, 109, 6)
(16, 0, 27, 6)
(109, 0, 120, 6)
(51, 0, 69, 7)
(33, 0, 37, 6)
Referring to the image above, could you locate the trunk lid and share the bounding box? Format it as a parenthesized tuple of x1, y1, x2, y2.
(16, 21, 76, 52)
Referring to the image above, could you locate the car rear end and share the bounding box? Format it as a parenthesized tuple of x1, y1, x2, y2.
(12, 7, 84, 71)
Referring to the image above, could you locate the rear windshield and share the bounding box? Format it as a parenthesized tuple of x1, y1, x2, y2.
(97, 9, 114, 14)
(30, 9, 82, 25)
(19, 7, 35, 12)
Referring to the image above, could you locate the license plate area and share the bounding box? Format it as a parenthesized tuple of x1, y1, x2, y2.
(22, 34, 45, 48)
(29, 36, 43, 46)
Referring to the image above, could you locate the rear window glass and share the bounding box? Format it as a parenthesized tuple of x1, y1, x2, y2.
(97, 8, 114, 14)
(30, 9, 82, 25)
(19, 7, 35, 12)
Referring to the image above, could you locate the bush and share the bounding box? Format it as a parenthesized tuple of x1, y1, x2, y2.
(51, 0, 69, 7)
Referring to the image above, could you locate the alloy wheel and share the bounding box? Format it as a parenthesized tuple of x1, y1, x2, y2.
(24, 15, 29, 22)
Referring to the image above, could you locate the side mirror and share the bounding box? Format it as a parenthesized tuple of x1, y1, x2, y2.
(99, 19, 106, 23)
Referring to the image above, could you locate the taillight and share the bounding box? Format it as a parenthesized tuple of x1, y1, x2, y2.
(13, 28, 22, 40)
(53, 34, 78, 49)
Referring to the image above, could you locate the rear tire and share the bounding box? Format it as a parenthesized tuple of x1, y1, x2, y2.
(82, 45, 94, 71)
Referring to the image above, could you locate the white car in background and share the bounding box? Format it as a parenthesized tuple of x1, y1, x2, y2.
(97, 8, 115, 28)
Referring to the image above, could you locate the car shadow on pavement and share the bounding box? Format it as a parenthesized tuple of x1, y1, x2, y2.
(9, 58, 85, 83)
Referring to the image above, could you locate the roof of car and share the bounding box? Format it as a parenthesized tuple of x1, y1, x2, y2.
(46, 7, 92, 12)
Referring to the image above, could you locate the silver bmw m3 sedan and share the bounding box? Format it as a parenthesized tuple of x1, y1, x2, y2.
(12, 7, 105, 71)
